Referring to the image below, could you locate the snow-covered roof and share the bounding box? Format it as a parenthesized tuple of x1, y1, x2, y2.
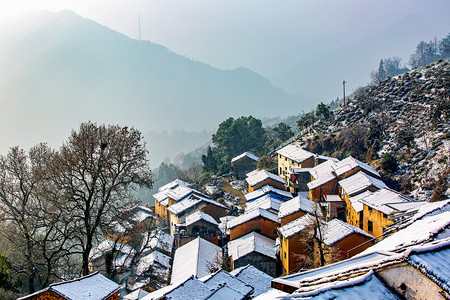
(360, 210, 450, 255)
(348, 190, 372, 213)
(321, 219, 373, 246)
(325, 195, 343, 202)
(338, 171, 386, 196)
(272, 250, 394, 289)
(278, 214, 315, 239)
(245, 169, 287, 187)
(140, 230, 174, 254)
(252, 289, 289, 299)
(131, 209, 154, 224)
(184, 211, 219, 227)
(207, 285, 246, 300)
(276, 144, 314, 164)
(231, 152, 259, 163)
(142, 276, 212, 300)
(228, 231, 276, 261)
(171, 237, 222, 284)
(199, 269, 253, 298)
(407, 238, 450, 293)
(358, 188, 415, 215)
(228, 208, 279, 229)
(166, 185, 195, 201)
(245, 186, 292, 203)
(278, 195, 320, 219)
(229, 265, 273, 298)
(158, 179, 191, 192)
(308, 156, 380, 190)
(289, 270, 400, 299)
(89, 239, 135, 262)
(123, 288, 149, 300)
(136, 250, 171, 278)
(19, 272, 121, 300)
(395, 199, 450, 229)
(245, 184, 293, 202)
(245, 194, 283, 213)
(167, 193, 225, 215)
(333, 156, 380, 178)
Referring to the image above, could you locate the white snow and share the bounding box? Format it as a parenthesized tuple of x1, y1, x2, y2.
(231, 152, 259, 163)
(45, 272, 120, 300)
(228, 208, 279, 229)
(167, 193, 225, 215)
(199, 269, 253, 297)
(276, 144, 314, 164)
(136, 250, 171, 278)
(278, 214, 315, 239)
(278, 196, 321, 219)
(171, 237, 222, 284)
(228, 231, 276, 261)
(245, 194, 282, 213)
(252, 288, 288, 299)
(123, 288, 149, 300)
(143, 276, 212, 300)
(360, 210, 450, 254)
(246, 169, 287, 187)
(158, 179, 191, 192)
(184, 211, 219, 227)
(358, 188, 415, 215)
(321, 219, 373, 246)
(229, 264, 273, 297)
(206, 285, 245, 300)
(338, 171, 386, 196)
(245, 184, 293, 202)
(140, 230, 174, 254)
(89, 240, 134, 262)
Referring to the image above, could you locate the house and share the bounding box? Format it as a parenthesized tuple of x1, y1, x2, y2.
(315, 219, 374, 266)
(245, 169, 287, 193)
(307, 156, 380, 201)
(134, 250, 171, 286)
(278, 195, 320, 226)
(228, 207, 280, 240)
(271, 238, 450, 299)
(142, 276, 214, 300)
(229, 265, 274, 298)
(245, 194, 283, 214)
(276, 144, 316, 193)
(176, 211, 220, 246)
(199, 269, 254, 299)
(278, 214, 315, 275)
(244, 184, 293, 202)
(358, 188, 422, 237)
(339, 171, 386, 199)
(323, 194, 345, 221)
(140, 231, 174, 257)
(227, 231, 277, 277)
(167, 193, 226, 235)
(153, 179, 190, 221)
(170, 237, 222, 284)
(231, 152, 259, 180)
(89, 240, 136, 274)
(18, 272, 120, 300)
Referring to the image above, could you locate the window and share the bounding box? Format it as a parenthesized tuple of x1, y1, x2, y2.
(284, 252, 287, 259)
(368, 221, 373, 233)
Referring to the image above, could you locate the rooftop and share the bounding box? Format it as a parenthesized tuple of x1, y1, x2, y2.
(245, 194, 283, 213)
(171, 237, 222, 284)
(338, 171, 386, 196)
(245, 169, 287, 187)
(276, 144, 315, 164)
(278, 214, 315, 239)
(184, 211, 219, 227)
(167, 193, 225, 215)
(228, 231, 276, 261)
(358, 188, 415, 215)
(278, 196, 320, 219)
(321, 219, 373, 246)
(199, 269, 253, 298)
(228, 207, 279, 229)
(231, 152, 259, 163)
(245, 184, 293, 202)
(229, 265, 274, 298)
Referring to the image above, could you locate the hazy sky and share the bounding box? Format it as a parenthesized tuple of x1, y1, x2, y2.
(1, 0, 449, 99)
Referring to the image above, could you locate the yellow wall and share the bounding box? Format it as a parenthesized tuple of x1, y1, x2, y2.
(309, 178, 338, 201)
(280, 211, 306, 227)
(230, 218, 278, 240)
(278, 154, 315, 194)
(280, 233, 310, 275)
(362, 204, 393, 238)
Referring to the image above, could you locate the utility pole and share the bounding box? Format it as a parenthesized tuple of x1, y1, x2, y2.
(343, 80, 346, 106)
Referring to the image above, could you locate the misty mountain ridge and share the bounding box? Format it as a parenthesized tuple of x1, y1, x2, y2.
(0, 10, 303, 156)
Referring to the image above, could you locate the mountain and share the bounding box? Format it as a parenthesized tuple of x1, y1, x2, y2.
(0, 10, 302, 154)
(292, 59, 449, 201)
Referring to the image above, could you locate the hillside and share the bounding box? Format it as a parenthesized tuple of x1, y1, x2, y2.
(294, 59, 450, 201)
(0, 10, 301, 154)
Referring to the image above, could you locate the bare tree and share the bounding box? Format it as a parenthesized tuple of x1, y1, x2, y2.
(51, 122, 153, 275)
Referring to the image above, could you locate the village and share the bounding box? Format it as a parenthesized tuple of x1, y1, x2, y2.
(21, 142, 450, 300)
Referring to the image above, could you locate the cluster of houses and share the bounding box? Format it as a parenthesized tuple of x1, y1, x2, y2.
(20, 143, 450, 299)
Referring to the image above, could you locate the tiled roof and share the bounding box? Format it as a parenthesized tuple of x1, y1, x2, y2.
(228, 208, 279, 229)
(231, 152, 259, 163)
(278, 196, 320, 219)
(245, 169, 287, 187)
(228, 231, 276, 260)
(276, 144, 315, 164)
(338, 171, 386, 196)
